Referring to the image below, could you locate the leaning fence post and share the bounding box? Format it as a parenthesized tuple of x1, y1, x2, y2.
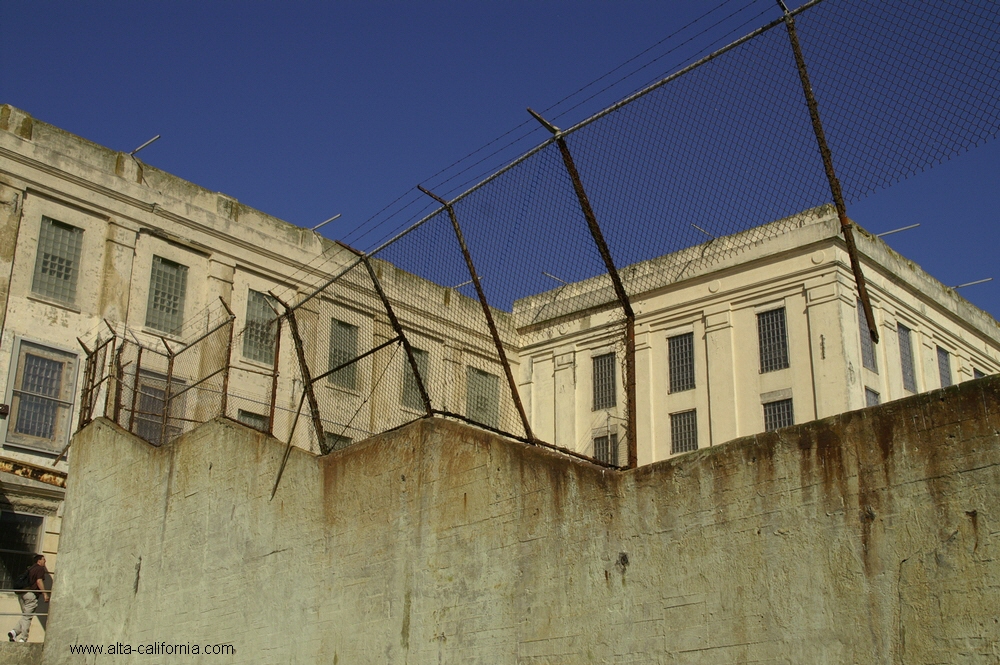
(341, 246, 433, 417)
(76, 337, 95, 430)
(159, 336, 176, 446)
(416, 186, 536, 443)
(218, 297, 236, 420)
(777, 0, 878, 343)
(527, 108, 637, 468)
(269, 293, 326, 450)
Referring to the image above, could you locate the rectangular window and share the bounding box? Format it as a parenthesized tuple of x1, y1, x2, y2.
(327, 319, 359, 389)
(859, 301, 878, 373)
(6, 341, 78, 454)
(0, 512, 43, 591)
(670, 410, 698, 454)
(937, 346, 952, 388)
(974, 368, 987, 380)
(402, 347, 429, 410)
(32, 216, 83, 304)
(132, 370, 185, 446)
(865, 388, 881, 407)
(898, 324, 917, 392)
(757, 308, 789, 373)
(592, 353, 616, 410)
(763, 399, 794, 432)
(321, 432, 353, 455)
(466, 367, 499, 428)
(668, 333, 695, 393)
(593, 432, 619, 466)
(242, 290, 278, 365)
(145, 256, 188, 335)
(237, 409, 269, 433)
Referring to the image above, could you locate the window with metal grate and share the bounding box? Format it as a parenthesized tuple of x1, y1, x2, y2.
(321, 432, 353, 454)
(898, 324, 917, 392)
(757, 308, 789, 373)
(6, 340, 78, 454)
(145, 256, 188, 335)
(593, 432, 619, 465)
(32, 217, 83, 304)
(237, 409, 269, 433)
(668, 332, 695, 393)
(763, 399, 794, 432)
(937, 346, 952, 388)
(858, 300, 878, 373)
(243, 290, 278, 365)
(592, 353, 616, 410)
(467, 367, 499, 428)
(402, 347, 429, 410)
(670, 409, 698, 454)
(865, 388, 880, 407)
(327, 319, 359, 389)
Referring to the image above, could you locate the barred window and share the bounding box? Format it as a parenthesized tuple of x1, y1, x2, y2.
(237, 409, 269, 433)
(327, 319, 359, 389)
(668, 333, 695, 393)
(321, 432, 353, 455)
(865, 388, 881, 407)
(145, 256, 188, 335)
(6, 341, 78, 454)
(937, 346, 952, 388)
(32, 216, 83, 304)
(898, 324, 917, 392)
(0, 512, 43, 591)
(467, 367, 499, 428)
(592, 352, 616, 410)
(402, 347, 429, 410)
(243, 290, 278, 364)
(593, 432, 619, 465)
(763, 399, 794, 432)
(757, 308, 789, 373)
(132, 370, 186, 446)
(670, 410, 698, 454)
(858, 301, 878, 373)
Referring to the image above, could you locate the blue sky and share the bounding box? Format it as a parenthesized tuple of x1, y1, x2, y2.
(4, 1, 999, 319)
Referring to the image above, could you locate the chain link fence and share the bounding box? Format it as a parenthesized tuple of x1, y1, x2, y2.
(75, 0, 1000, 470)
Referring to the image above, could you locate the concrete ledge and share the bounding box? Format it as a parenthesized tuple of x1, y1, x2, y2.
(0, 642, 44, 665)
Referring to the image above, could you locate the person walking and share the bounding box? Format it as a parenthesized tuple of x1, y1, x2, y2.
(8, 554, 48, 643)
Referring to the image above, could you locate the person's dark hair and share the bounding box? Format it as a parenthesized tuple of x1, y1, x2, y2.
(33, 554, 44, 563)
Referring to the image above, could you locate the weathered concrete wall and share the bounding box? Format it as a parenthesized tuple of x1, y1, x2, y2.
(44, 377, 1000, 664)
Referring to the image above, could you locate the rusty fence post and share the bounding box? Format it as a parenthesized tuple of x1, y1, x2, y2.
(76, 337, 95, 430)
(218, 297, 236, 420)
(416, 185, 536, 443)
(527, 108, 637, 468)
(270, 293, 326, 450)
(160, 337, 176, 446)
(341, 245, 433, 417)
(127, 344, 143, 435)
(778, 0, 878, 343)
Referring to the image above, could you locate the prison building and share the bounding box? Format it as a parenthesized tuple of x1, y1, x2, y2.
(514, 206, 1000, 466)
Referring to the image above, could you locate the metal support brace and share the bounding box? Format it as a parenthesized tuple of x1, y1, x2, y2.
(270, 292, 326, 450)
(218, 297, 236, 419)
(779, 3, 878, 343)
(160, 337, 176, 447)
(416, 185, 536, 443)
(528, 108, 638, 468)
(341, 245, 433, 417)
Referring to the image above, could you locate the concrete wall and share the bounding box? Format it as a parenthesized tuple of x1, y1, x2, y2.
(43, 377, 1000, 664)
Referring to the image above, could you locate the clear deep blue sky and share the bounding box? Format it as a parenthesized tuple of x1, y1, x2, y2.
(4, 1, 999, 319)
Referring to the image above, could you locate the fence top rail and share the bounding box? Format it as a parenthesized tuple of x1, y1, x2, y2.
(365, 0, 827, 260)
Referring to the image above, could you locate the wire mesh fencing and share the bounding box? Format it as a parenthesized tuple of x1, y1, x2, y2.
(75, 0, 1000, 470)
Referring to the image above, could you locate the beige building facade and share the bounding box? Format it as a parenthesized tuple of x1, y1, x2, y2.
(0, 105, 514, 639)
(515, 206, 1000, 466)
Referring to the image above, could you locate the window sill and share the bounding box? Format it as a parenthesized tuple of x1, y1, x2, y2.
(237, 356, 276, 372)
(26, 294, 82, 314)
